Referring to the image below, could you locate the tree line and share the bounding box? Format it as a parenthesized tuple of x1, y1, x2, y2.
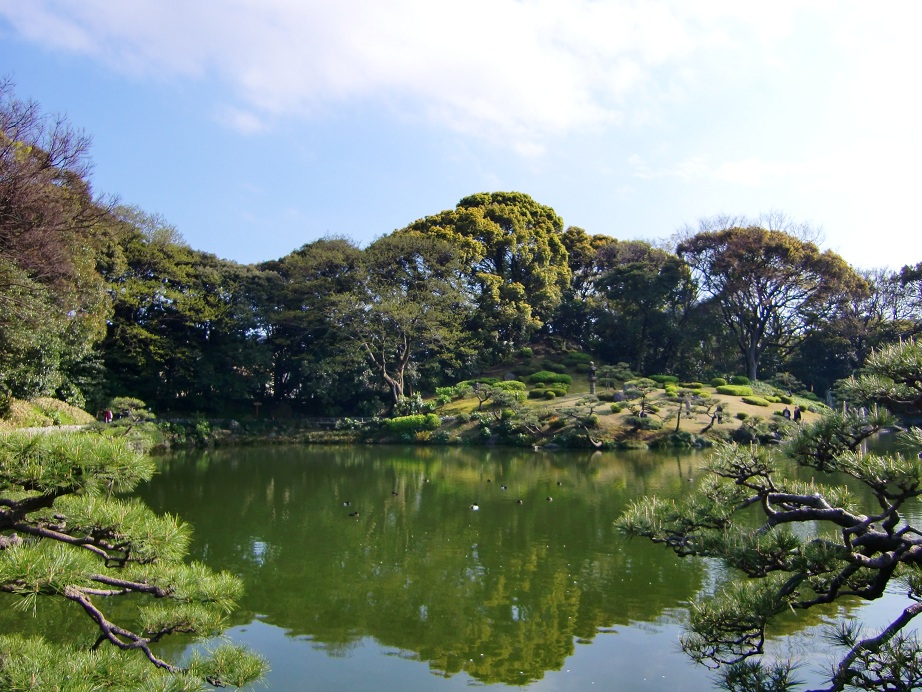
(3, 80, 922, 418)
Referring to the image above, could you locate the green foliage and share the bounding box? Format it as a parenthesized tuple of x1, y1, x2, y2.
(543, 390, 557, 400)
(0, 431, 265, 687)
(716, 385, 754, 396)
(402, 191, 570, 351)
(679, 382, 705, 389)
(741, 396, 770, 407)
(710, 377, 728, 387)
(528, 371, 573, 385)
(493, 380, 527, 392)
(649, 374, 679, 384)
(623, 415, 662, 430)
(518, 346, 534, 358)
(382, 414, 442, 434)
(563, 351, 593, 364)
(610, 403, 624, 413)
(618, 339, 922, 691)
(730, 375, 751, 385)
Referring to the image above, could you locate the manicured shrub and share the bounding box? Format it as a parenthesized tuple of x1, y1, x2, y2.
(716, 385, 754, 396)
(730, 375, 751, 385)
(679, 382, 705, 389)
(459, 377, 499, 387)
(454, 412, 470, 424)
(528, 389, 546, 399)
(382, 414, 441, 434)
(624, 415, 662, 430)
(529, 371, 573, 385)
(742, 396, 771, 407)
(544, 390, 557, 399)
(649, 374, 679, 384)
(547, 388, 569, 397)
(736, 412, 748, 420)
(664, 384, 678, 395)
(778, 395, 794, 405)
(764, 395, 781, 403)
(564, 352, 593, 364)
(540, 361, 568, 374)
(710, 377, 728, 387)
(610, 403, 624, 413)
(518, 347, 534, 358)
(493, 380, 527, 392)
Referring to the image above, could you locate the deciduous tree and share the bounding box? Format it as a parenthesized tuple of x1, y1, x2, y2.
(678, 225, 863, 381)
(334, 233, 471, 407)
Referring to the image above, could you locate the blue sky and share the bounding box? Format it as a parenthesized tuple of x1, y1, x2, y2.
(1, 1, 920, 269)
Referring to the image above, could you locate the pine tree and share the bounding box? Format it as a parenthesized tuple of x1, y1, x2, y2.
(0, 431, 266, 689)
(618, 340, 922, 691)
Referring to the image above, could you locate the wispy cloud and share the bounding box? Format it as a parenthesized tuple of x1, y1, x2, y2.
(2, 0, 920, 163)
(0, 0, 795, 147)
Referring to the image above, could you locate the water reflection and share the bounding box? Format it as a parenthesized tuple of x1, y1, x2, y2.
(135, 445, 709, 686)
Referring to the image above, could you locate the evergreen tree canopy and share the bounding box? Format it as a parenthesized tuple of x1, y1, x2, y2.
(618, 339, 922, 691)
(0, 431, 266, 689)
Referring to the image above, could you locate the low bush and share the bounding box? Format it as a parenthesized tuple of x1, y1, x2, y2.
(624, 415, 663, 431)
(544, 390, 557, 400)
(649, 374, 679, 384)
(547, 388, 568, 397)
(710, 377, 728, 387)
(778, 394, 794, 405)
(493, 380, 527, 392)
(679, 382, 705, 389)
(528, 389, 547, 399)
(540, 361, 568, 374)
(529, 371, 573, 385)
(610, 403, 624, 413)
(564, 352, 593, 365)
(716, 385, 754, 396)
(518, 347, 534, 358)
(742, 396, 771, 407)
(730, 375, 751, 385)
(382, 414, 441, 434)
(736, 412, 748, 420)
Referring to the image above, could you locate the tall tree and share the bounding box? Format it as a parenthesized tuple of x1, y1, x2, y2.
(677, 225, 863, 381)
(402, 192, 570, 353)
(618, 339, 922, 692)
(333, 233, 470, 407)
(594, 240, 695, 374)
(550, 226, 615, 349)
(789, 268, 921, 394)
(0, 79, 111, 404)
(259, 237, 367, 414)
(100, 207, 270, 414)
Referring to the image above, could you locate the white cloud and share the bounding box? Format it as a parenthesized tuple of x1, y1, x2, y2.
(0, 0, 777, 147)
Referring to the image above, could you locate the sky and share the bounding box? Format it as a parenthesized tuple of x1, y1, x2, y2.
(1, 1, 920, 269)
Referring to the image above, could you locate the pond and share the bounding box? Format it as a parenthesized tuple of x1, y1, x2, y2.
(3, 443, 916, 689)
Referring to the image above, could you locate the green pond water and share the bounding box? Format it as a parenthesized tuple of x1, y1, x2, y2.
(4, 442, 918, 690)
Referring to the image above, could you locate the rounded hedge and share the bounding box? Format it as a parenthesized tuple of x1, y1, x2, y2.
(529, 371, 573, 385)
(716, 385, 754, 396)
(741, 396, 770, 407)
